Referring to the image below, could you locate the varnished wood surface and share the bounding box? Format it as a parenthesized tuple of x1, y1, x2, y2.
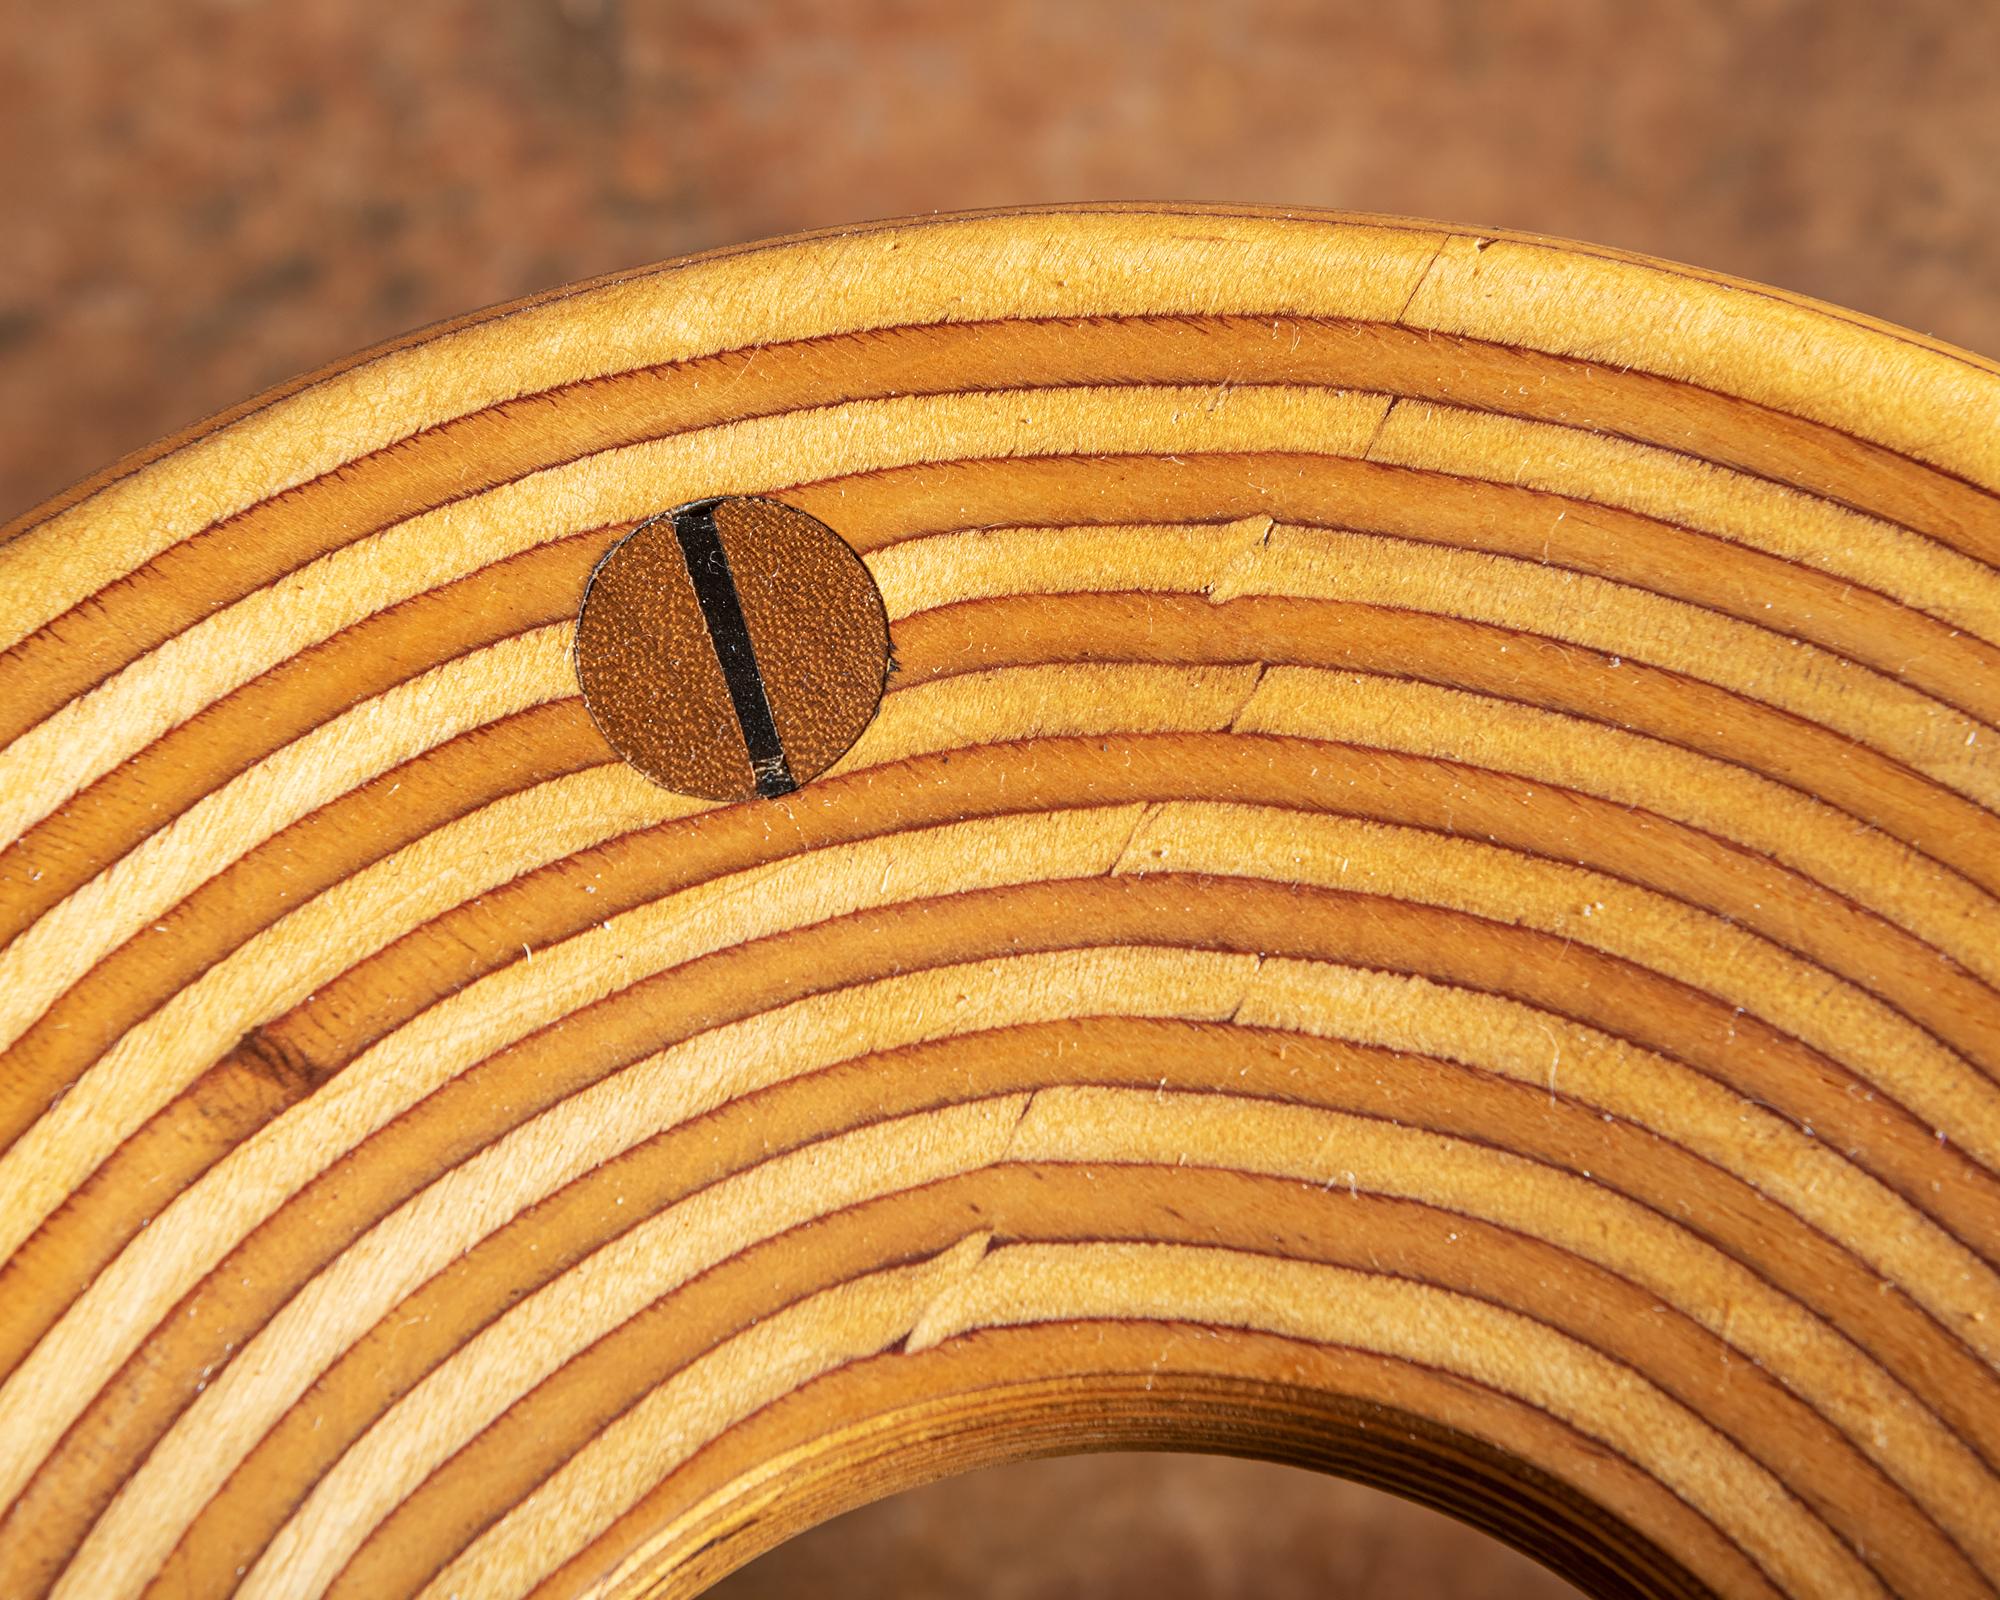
(1, 204, 1997, 1599)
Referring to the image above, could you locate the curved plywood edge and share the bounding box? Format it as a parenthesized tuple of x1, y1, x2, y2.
(0, 204, 1996, 1600)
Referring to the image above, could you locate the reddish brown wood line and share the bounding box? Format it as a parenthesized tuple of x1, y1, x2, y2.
(7, 756, 1992, 1584)
(6, 716, 1993, 1499)
(252, 730, 1991, 1085)
(895, 593, 2000, 884)
(8, 575, 1992, 1069)
(7, 879, 1998, 1598)
(4, 437, 1992, 846)
(0, 378, 1992, 848)
(10, 307, 1990, 577)
(139, 1025, 1975, 1599)
(79, 729, 2000, 1222)
(9, 576, 1992, 1119)
(215, 866, 2000, 1284)
(5, 735, 1994, 1474)
(3, 209, 1998, 1599)
(2, 444, 1986, 1060)
(9, 581, 1991, 1239)
(0, 700, 604, 1156)
(4, 670, 1993, 1405)
(0, 534, 623, 943)
(6, 448, 1996, 957)
(7, 668, 1992, 1568)
(14, 197, 1996, 561)
(2, 308, 1993, 752)
(557, 1335, 1752, 1600)
(619, 1356, 1736, 1600)
(322, 1166, 1982, 1600)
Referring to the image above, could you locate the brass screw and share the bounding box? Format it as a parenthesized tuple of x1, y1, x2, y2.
(574, 497, 889, 801)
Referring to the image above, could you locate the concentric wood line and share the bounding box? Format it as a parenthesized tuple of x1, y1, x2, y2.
(558, 1347, 1740, 1600)
(2, 357, 1991, 762)
(11, 506, 1984, 1048)
(6, 207, 1996, 601)
(10, 463, 1998, 959)
(7, 736, 1992, 1528)
(125, 1064, 1984, 1584)
(2, 206, 1996, 1598)
(130, 1032, 1990, 1599)
(7, 907, 1995, 1565)
(6, 721, 1989, 1333)
(8, 802, 1997, 1396)
(9, 404, 1999, 865)
(11, 900, 2000, 1584)
(7, 624, 1992, 1296)
(9, 589, 1995, 1161)
(322, 1213, 1842, 1600)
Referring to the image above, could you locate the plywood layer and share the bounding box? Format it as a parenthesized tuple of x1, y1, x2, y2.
(2, 205, 1997, 1600)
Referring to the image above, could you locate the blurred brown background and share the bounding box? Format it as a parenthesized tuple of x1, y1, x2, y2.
(5, 1, 1994, 1592)
(5, 0, 1999, 524)
(709, 1451, 1574, 1598)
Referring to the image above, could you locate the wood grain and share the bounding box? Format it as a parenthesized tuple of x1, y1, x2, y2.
(1, 204, 1996, 1600)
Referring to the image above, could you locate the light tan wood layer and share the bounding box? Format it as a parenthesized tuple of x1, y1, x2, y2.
(1, 205, 1997, 1600)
